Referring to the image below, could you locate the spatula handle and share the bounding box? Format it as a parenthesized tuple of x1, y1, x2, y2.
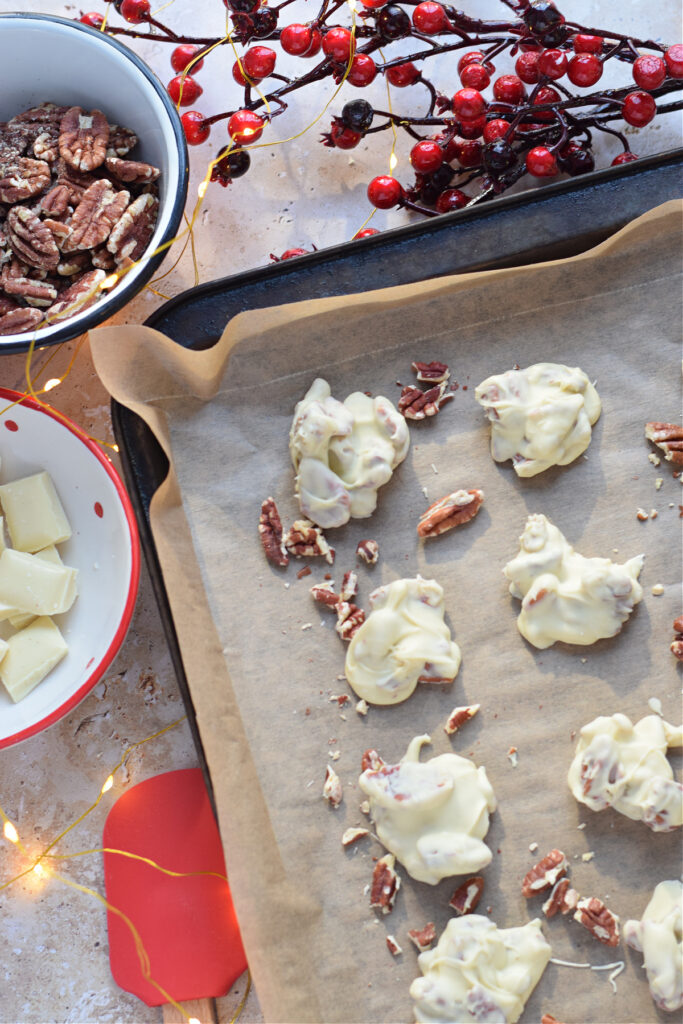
(162, 998, 217, 1023)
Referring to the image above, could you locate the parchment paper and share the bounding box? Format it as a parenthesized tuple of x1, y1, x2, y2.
(90, 201, 683, 1024)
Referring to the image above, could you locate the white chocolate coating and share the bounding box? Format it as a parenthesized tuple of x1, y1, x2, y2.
(410, 915, 551, 1023)
(568, 713, 683, 831)
(345, 577, 461, 705)
(475, 362, 601, 477)
(289, 378, 409, 529)
(504, 514, 643, 648)
(624, 880, 683, 1013)
(359, 735, 496, 885)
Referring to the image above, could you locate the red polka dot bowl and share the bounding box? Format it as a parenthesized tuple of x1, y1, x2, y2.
(0, 388, 140, 747)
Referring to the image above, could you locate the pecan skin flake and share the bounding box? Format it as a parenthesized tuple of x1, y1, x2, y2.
(258, 497, 288, 567)
(0, 307, 43, 335)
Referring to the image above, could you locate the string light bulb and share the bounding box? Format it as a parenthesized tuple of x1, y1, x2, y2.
(101, 775, 114, 795)
(3, 821, 19, 844)
(389, 153, 398, 171)
(197, 180, 208, 199)
(32, 862, 46, 878)
(100, 274, 119, 291)
(43, 378, 61, 392)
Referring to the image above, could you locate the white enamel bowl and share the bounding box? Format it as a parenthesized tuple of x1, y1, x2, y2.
(0, 389, 140, 747)
(0, 12, 188, 351)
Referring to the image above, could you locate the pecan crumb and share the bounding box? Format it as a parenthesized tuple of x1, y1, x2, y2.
(449, 876, 484, 916)
(356, 539, 379, 564)
(444, 703, 480, 735)
(636, 507, 649, 521)
(407, 922, 436, 952)
(574, 896, 620, 946)
(386, 935, 402, 956)
(342, 826, 369, 847)
(329, 694, 350, 706)
(296, 565, 312, 579)
(322, 765, 343, 808)
(399, 381, 453, 420)
(284, 519, 335, 563)
(521, 849, 568, 898)
(370, 854, 400, 914)
(411, 360, 450, 384)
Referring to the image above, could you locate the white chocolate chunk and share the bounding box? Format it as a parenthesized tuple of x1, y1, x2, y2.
(0, 616, 68, 702)
(289, 378, 409, 529)
(410, 916, 551, 1023)
(8, 546, 64, 630)
(0, 471, 71, 551)
(504, 514, 643, 648)
(567, 713, 683, 831)
(345, 577, 461, 705)
(0, 548, 78, 617)
(475, 362, 601, 477)
(624, 880, 683, 1012)
(359, 735, 496, 885)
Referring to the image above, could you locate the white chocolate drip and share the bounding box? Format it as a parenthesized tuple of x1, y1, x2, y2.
(624, 880, 683, 1013)
(568, 713, 683, 831)
(345, 577, 461, 705)
(289, 378, 409, 528)
(359, 735, 496, 885)
(475, 362, 601, 477)
(410, 915, 551, 1023)
(504, 514, 643, 648)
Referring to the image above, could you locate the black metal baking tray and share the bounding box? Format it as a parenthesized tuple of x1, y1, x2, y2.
(110, 150, 682, 795)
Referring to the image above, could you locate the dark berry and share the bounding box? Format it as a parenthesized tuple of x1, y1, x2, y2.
(167, 75, 203, 106)
(452, 87, 486, 120)
(611, 151, 638, 165)
(418, 164, 455, 204)
(622, 90, 656, 127)
(573, 33, 603, 54)
(181, 110, 210, 145)
(665, 44, 683, 78)
(346, 54, 377, 87)
(228, 109, 265, 143)
(79, 11, 104, 28)
(412, 1, 447, 35)
(120, 0, 150, 23)
(525, 145, 558, 176)
(483, 138, 517, 174)
(537, 48, 567, 80)
(341, 99, 373, 132)
(435, 188, 468, 213)
(567, 53, 602, 87)
(280, 23, 321, 56)
(171, 44, 205, 74)
(211, 146, 250, 186)
(515, 52, 541, 84)
(483, 118, 512, 143)
(541, 24, 568, 47)
(252, 9, 278, 37)
(367, 175, 403, 208)
(322, 27, 354, 62)
(460, 64, 490, 90)
(410, 140, 444, 174)
(523, 1, 563, 36)
(223, 0, 259, 12)
(632, 55, 666, 90)
(386, 61, 419, 87)
(492, 75, 526, 104)
(377, 5, 411, 39)
(559, 142, 594, 175)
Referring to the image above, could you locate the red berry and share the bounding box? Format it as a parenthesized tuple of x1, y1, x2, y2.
(367, 175, 403, 208)
(167, 75, 203, 106)
(515, 52, 541, 84)
(526, 145, 558, 176)
(181, 110, 210, 146)
(461, 64, 490, 90)
(329, 123, 362, 149)
(435, 188, 468, 213)
(280, 23, 321, 57)
(665, 44, 683, 78)
(120, 0, 150, 23)
(171, 44, 204, 74)
(232, 61, 248, 86)
(386, 62, 419, 87)
(412, 2, 447, 35)
(458, 50, 484, 75)
(452, 88, 486, 120)
(611, 151, 638, 165)
(459, 115, 486, 139)
(532, 85, 561, 121)
(353, 227, 380, 238)
(361, 0, 387, 7)
(243, 45, 276, 79)
(632, 54, 666, 90)
(573, 33, 602, 54)
(322, 27, 354, 62)
(537, 48, 567, 80)
(228, 109, 265, 144)
(455, 138, 483, 168)
(410, 139, 444, 173)
(279, 248, 310, 260)
(493, 74, 526, 104)
(80, 11, 104, 28)
(483, 118, 511, 143)
(346, 54, 377, 87)
(622, 90, 656, 127)
(568, 53, 602, 87)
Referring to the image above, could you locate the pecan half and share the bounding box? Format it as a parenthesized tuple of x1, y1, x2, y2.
(258, 497, 288, 567)
(40, 183, 70, 217)
(7, 206, 60, 270)
(407, 922, 436, 952)
(521, 849, 568, 897)
(284, 519, 335, 564)
(0, 307, 43, 336)
(67, 180, 130, 251)
(56, 251, 91, 277)
(411, 360, 450, 383)
(645, 422, 683, 466)
(370, 854, 400, 914)
(356, 539, 379, 564)
(417, 488, 484, 538)
(386, 935, 402, 956)
(399, 381, 453, 420)
(44, 268, 105, 322)
(444, 703, 480, 735)
(449, 876, 484, 915)
(0, 157, 51, 203)
(1, 260, 57, 306)
(33, 129, 60, 164)
(0, 296, 19, 316)
(107, 193, 158, 264)
(574, 896, 620, 946)
(361, 748, 384, 772)
(59, 107, 109, 172)
(341, 826, 369, 847)
(104, 155, 161, 184)
(542, 878, 578, 918)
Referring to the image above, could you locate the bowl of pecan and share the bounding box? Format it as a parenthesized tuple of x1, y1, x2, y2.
(0, 12, 188, 350)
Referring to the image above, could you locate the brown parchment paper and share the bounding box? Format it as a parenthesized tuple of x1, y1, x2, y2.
(90, 201, 683, 1024)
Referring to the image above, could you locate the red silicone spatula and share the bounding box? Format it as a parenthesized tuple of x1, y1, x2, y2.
(103, 768, 247, 1023)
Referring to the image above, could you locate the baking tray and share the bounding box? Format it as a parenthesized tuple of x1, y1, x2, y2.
(110, 150, 683, 793)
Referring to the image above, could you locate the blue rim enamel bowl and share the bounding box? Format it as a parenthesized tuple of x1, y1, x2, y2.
(0, 13, 189, 352)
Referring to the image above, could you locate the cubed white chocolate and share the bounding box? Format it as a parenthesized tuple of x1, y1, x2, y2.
(0, 471, 71, 552)
(0, 516, 6, 555)
(0, 548, 78, 616)
(0, 617, 68, 702)
(8, 546, 64, 630)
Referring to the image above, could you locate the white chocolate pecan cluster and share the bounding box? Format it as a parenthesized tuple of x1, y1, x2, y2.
(475, 362, 601, 477)
(289, 378, 409, 529)
(624, 880, 683, 1013)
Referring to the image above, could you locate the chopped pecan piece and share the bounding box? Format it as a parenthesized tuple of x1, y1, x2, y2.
(407, 922, 436, 952)
(449, 876, 484, 915)
(386, 935, 402, 956)
(335, 602, 365, 641)
(671, 638, 683, 661)
(399, 381, 452, 420)
(674, 615, 683, 633)
(322, 765, 343, 808)
(67, 179, 130, 251)
(258, 497, 288, 567)
(90, 246, 116, 271)
(646, 421, 683, 466)
(542, 878, 578, 918)
(58, 107, 109, 172)
(361, 748, 384, 772)
(444, 703, 480, 735)
(44, 219, 72, 247)
(0, 157, 51, 204)
(370, 853, 400, 914)
(356, 539, 379, 565)
(6, 206, 60, 270)
(541, 1016, 566, 1024)
(296, 565, 311, 579)
(107, 193, 158, 264)
(56, 252, 91, 277)
(521, 849, 568, 898)
(411, 360, 450, 383)
(107, 124, 139, 157)
(310, 581, 339, 607)
(284, 519, 335, 564)
(417, 488, 485, 538)
(104, 155, 161, 184)
(341, 826, 369, 847)
(1, 260, 57, 306)
(0, 307, 43, 335)
(44, 269, 105, 322)
(574, 896, 620, 946)
(0, 297, 19, 316)
(355, 699, 369, 716)
(33, 129, 60, 164)
(340, 570, 358, 602)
